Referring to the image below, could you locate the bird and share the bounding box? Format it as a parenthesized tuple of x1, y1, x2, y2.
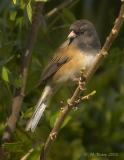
(26, 19, 101, 132)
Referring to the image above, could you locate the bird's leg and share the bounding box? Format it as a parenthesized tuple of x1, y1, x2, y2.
(79, 78, 86, 91)
(79, 69, 87, 91)
(73, 76, 86, 91)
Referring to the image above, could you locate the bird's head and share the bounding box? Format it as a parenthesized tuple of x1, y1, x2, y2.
(67, 19, 101, 51)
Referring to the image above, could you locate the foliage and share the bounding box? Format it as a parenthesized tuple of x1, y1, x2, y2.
(0, 0, 124, 160)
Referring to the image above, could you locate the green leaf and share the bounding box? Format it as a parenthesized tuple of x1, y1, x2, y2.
(12, 0, 16, 5)
(10, 11, 17, 21)
(14, 77, 23, 88)
(50, 112, 59, 128)
(28, 145, 44, 160)
(21, 107, 33, 119)
(27, 1, 32, 22)
(29, 150, 40, 160)
(2, 66, 9, 82)
(61, 115, 71, 128)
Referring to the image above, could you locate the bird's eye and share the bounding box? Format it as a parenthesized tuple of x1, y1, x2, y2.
(75, 30, 84, 35)
(74, 30, 80, 35)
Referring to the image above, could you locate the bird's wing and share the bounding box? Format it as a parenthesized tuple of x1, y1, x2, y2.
(41, 50, 71, 82)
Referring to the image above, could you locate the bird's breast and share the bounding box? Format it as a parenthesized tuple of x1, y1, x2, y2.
(52, 47, 97, 84)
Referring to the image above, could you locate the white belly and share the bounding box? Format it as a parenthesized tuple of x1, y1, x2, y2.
(78, 52, 96, 70)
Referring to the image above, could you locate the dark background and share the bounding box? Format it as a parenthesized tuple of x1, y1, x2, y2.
(0, 0, 124, 159)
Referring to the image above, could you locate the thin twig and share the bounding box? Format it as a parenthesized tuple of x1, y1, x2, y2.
(20, 148, 34, 160)
(81, 90, 96, 100)
(2, 2, 44, 142)
(40, 1, 124, 160)
(75, 90, 96, 105)
(45, 0, 76, 19)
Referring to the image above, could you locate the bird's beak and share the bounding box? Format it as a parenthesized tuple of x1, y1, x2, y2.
(67, 31, 77, 39)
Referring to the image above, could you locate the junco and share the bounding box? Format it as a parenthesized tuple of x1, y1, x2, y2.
(26, 19, 101, 132)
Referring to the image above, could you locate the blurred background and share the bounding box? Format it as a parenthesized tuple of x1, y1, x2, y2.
(0, 0, 124, 159)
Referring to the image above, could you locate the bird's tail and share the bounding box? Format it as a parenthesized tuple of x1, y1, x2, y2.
(26, 85, 52, 132)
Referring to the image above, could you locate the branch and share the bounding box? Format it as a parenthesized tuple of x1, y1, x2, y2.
(20, 91, 95, 160)
(40, 1, 124, 160)
(20, 148, 34, 160)
(2, 2, 44, 142)
(45, 0, 78, 19)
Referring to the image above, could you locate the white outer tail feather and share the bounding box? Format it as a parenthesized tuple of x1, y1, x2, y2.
(26, 85, 52, 132)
